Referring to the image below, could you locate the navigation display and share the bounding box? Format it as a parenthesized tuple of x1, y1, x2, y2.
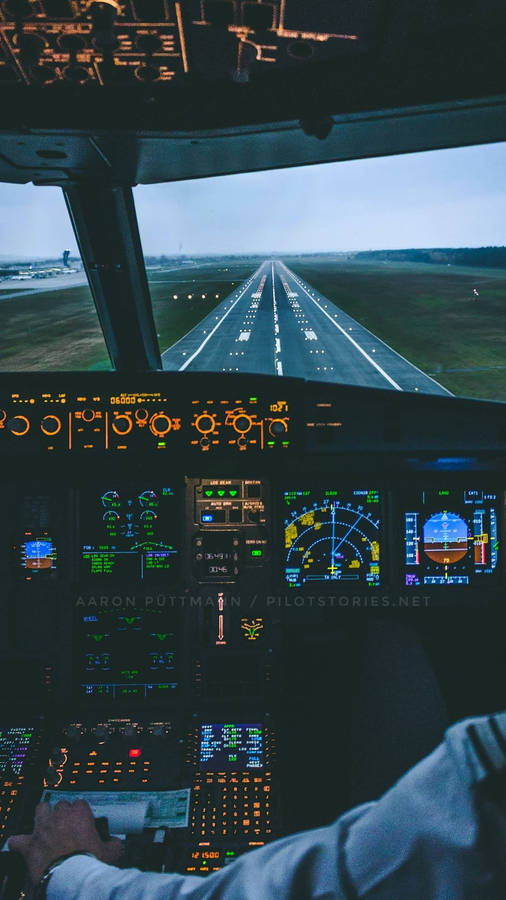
(199, 724, 263, 771)
(403, 489, 499, 586)
(283, 488, 381, 587)
(80, 487, 179, 581)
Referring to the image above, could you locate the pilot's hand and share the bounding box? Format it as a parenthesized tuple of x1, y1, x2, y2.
(8, 799, 123, 885)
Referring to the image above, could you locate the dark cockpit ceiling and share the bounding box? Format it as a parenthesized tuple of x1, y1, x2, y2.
(0, 0, 505, 186)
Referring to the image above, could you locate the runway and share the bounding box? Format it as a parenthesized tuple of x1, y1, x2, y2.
(162, 260, 450, 394)
(0, 271, 88, 302)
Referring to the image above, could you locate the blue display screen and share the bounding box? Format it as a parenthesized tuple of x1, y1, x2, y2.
(20, 534, 56, 575)
(403, 488, 499, 586)
(0, 726, 34, 775)
(283, 487, 381, 587)
(199, 723, 263, 770)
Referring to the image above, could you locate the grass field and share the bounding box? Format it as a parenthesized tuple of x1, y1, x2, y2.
(148, 259, 264, 355)
(1, 256, 505, 404)
(285, 256, 506, 402)
(0, 283, 112, 371)
(0, 259, 263, 372)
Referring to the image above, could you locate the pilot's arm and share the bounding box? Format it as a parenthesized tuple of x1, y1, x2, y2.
(9, 712, 506, 900)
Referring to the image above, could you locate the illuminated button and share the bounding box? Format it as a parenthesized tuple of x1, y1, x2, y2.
(129, 748, 142, 759)
(112, 414, 133, 435)
(8, 415, 30, 436)
(41, 415, 61, 436)
(149, 413, 172, 437)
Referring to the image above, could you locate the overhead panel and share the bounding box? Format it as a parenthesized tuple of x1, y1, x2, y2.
(0, 0, 379, 86)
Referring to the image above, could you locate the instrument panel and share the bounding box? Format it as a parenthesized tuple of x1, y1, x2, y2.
(6, 477, 505, 598)
(0, 386, 291, 454)
(0, 374, 505, 888)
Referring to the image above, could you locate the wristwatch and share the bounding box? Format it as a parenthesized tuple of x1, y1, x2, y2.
(32, 852, 96, 899)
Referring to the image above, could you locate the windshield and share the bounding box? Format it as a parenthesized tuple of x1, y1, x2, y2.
(1, 143, 505, 398)
(0, 184, 111, 371)
(135, 141, 506, 401)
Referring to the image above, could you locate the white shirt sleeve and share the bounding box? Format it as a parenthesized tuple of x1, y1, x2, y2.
(47, 712, 506, 900)
(46, 807, 369, 900)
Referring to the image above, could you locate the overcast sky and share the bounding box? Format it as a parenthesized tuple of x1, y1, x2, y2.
(1, 141, 505, 259)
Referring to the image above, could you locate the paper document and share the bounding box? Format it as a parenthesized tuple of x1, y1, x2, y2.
(41, 788, 191, 832)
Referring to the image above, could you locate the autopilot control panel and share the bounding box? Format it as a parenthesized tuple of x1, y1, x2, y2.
(0, 383, 291, 454)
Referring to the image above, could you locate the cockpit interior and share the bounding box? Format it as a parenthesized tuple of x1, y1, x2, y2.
(0, 0, 505, 895)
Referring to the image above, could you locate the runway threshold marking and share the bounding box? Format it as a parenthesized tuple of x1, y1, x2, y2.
(279, 262, 402, 391)
(177, 265, 264, 371)
(272, 261, 283, 376)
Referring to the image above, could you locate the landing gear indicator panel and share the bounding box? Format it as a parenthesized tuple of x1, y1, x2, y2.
(80, 487, 180, 582)
(283, 488, 381, 588)
(403, 489, 499, 586)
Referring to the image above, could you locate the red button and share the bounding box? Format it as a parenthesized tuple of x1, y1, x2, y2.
(129, 748, 142, 758)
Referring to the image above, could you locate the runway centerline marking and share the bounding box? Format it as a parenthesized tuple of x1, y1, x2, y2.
(279, 262, 402, 391)
(178, 265, 264, 371)
(272, 261, 283, 376)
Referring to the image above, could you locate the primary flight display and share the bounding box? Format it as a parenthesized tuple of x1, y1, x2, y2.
(403, 488, 499, 586)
